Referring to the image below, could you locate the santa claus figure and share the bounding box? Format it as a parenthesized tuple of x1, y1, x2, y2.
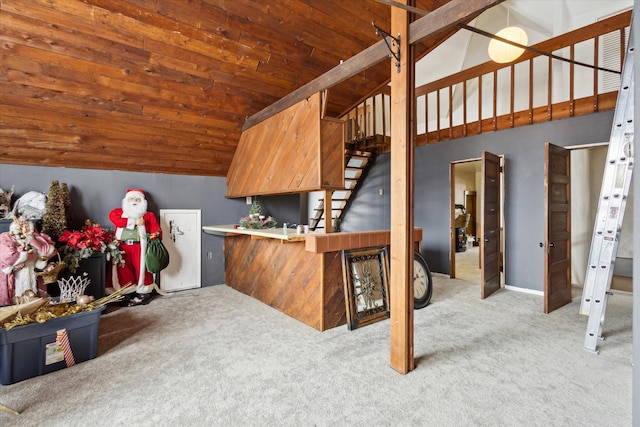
(108, 189, 161, 306)
(0, 216, 57, 305)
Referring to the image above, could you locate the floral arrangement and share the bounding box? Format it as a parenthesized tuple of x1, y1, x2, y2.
(239, 200, 277, 229)
(58, 219, 125, 273)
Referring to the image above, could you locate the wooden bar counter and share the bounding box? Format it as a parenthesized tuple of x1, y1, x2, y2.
(202, 225, 422, 331)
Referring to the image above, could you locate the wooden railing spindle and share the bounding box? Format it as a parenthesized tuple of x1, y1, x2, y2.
(569, 45, 575, 117)
(492, 70, 497, 131)
(340, 12, 629, 148)
(436, 89, 441, 142)
(448, 85, 453, 139)
(593, 35, 599, 112)
(478, 75, 482, 134)
(510, 64, 515, 127)
(547, 54, 553, 121)
(528, 59, 534, 124)
(463, 80, 467, 136)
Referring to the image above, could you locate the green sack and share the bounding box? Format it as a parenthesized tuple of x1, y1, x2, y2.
(146, 238, 170, 274)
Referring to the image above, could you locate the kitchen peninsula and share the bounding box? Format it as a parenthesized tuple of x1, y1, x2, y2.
(202, 225, 423, 331)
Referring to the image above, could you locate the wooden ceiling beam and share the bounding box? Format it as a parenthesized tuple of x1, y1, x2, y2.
(243, 0, 503, 131)
(243, 40, 390, 131)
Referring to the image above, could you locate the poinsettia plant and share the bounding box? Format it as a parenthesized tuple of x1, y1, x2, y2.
(58, 219, 125, 273)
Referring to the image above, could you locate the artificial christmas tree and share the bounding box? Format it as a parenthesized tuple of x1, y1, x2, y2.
(41, 180, 71, 242)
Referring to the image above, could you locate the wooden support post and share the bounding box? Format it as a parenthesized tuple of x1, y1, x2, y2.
(389, 0, 415, 374)
(324, 190, 333, 233)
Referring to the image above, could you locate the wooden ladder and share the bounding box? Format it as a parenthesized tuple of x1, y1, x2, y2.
(309, 150, 374, 231)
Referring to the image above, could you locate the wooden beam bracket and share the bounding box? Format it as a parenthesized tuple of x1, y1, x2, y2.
(372, 21, 401, 73)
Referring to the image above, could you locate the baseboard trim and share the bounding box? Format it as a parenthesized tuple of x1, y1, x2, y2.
(504, 284, 543, 296)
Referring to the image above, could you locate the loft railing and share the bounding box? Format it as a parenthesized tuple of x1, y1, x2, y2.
(340, 10, 631, 151)
(343, 87, 391, 150)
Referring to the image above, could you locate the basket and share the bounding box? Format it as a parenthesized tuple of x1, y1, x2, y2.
(454, 213, 471, 228)
(56, 274, 91, 303)
(36, 254, 66, 285)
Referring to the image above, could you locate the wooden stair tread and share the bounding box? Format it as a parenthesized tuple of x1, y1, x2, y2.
(310, 149, 375, 230)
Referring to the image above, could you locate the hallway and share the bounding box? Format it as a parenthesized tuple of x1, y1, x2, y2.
(455, 244, 481, 284)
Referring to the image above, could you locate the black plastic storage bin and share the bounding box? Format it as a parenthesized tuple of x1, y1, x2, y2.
(0, 307, 104, 385)
(50, 252, 107, 300)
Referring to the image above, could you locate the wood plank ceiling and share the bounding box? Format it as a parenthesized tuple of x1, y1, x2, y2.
(1, 0, 458, 177)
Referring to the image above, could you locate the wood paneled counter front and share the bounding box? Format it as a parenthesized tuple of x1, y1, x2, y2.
(203, 225, 422, 331)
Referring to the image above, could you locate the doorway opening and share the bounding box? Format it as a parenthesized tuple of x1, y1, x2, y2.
(570, 144, 633, 295)
(450, 154, 505, 298)
(451, 159, 482, 284)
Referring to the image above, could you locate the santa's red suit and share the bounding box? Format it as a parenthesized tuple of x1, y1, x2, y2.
(108, 189, 161, 305)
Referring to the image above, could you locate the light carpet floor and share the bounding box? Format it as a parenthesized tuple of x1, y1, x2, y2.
(0, 273, 633, 426)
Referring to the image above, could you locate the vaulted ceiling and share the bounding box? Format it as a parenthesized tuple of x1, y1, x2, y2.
(1, 1, 629, 178)
(1, 0, 496, 177)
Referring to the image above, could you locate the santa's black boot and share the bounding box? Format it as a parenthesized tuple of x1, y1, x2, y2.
(127, 293, 152, 306)
(119, 293, 134, 307)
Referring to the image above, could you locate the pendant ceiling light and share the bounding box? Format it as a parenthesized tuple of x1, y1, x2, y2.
(487, 2, 528, 63)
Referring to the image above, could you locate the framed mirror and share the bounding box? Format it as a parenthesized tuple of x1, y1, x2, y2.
(341, 246, 390, 330)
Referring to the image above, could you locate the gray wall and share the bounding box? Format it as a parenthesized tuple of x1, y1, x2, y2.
(0, 166, 301, 286)
(342, 110, 616, 292)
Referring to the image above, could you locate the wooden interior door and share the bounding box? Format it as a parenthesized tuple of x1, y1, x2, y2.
(481, 151, 501, 298)
(543, 143, 572, 313)
(449, 163, 456, 278)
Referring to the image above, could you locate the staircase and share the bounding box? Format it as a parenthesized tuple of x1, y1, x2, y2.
(309, 150, 374, 231)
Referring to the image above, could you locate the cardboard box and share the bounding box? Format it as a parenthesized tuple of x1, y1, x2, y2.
(0, 307, 103, 385)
